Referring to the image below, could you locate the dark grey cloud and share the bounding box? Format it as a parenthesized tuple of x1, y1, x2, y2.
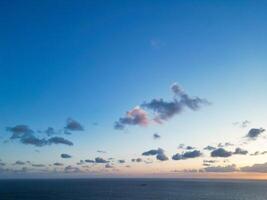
(246, 128, 265, 140)
(142, 148, 168, 161)
(142, 83, 209, 123)
(20, 134, 47, 147)
(250, 151, 267, 156)
(85, 159, 95, 163)
(95, 157, 109, 164)
(131, 158, 142, 163)
(6, 125, 34, 139)
(172, 150, 202, 160)
(65, 118, 84, 131)
(7, 125, 74, 147)
(54, 162, 64, 166)
(153, 133, 161, 139)
(233, 147, 248, 155)
(211, 148, 232, 158)
(203, 145, 216, 151)
(118, 160, 125, 164)
(61, 154, 72, 159)
(241, 162, 267, 173)
(142, 149, 160, 156)
(204, 164, 237, 173)
(14, 161, 25, 165)
(0, 162, 6, 166)
(48, 137, 73, 146)
(156, 152, 168, 161)
(115, 83, 209, 128)
(32, 164, 45, 167)
(114, 107, 149, 130)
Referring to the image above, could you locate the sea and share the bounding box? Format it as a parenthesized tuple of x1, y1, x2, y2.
(0, 179, 267, 200)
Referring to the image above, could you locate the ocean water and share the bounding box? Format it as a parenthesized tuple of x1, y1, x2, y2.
(0, 179, 267, 200)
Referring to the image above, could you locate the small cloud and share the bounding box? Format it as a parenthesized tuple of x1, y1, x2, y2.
(153, 133, 161, 139)
(233, 120, 250, 128)
(245, 128, 265, 140)
(32, 164, 46, 167)
(142, 148, 168, 161)
(172, 150, 202, 160)
(233, 147, 248, 155)
(54, 162, 64, 166)
(118, 160, 125, 164)
(203, 145, 216, 151)
(61, 154, 72, 159)
(211, 148, 232, 158)
(131, 158, 142, 163)
(48, 137, 73, 146)
(105, 163, 113, 168)
(114, 107, 149, 130)
(6, 125, 34, 139)
(14, 161, 25, 165)
(65, 118, 84, 132)
(95, 157, 109, 164)
(85, 159, 95, 163)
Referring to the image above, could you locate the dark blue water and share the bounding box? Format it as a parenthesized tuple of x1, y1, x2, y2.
(0, 179, 267, 200)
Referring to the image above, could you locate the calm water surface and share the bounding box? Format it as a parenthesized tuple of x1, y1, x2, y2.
(0, 179, 267, 200)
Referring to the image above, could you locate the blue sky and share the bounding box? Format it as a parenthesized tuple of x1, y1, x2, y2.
(0, 0, 267, 178)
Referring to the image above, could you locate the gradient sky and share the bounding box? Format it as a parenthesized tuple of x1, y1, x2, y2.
(0, 0, 267, 179)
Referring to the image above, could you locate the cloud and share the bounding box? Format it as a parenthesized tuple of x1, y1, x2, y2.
(105, 163, 113, 168)
(20, 134, 47, 147)
(114, 107, 149, 130)
(141, 83, 209, 122)
(7, 125, 74, 147)
(48, 137, 73, 146)
(32, 164, 45, 167)
(203, 160, 217, 164)
(44, 127, 57, 136)
(65, 118, 84, 131)
(241, 162, 267, 173)
(115, 83, 209, 129)
(156, 152, 168, 161)
(61, 154, 72, 159)
(85, 159, 95, 163)
(211, 148, 232, 158)
(217, 142, 234, 148)
(6, 125, 34, 139)
(95, 157, 109, 164)
(14, 161, 25, 165)
(153, 133, 161, 139)
(203, 145, 216, 151)
(233, 147, 248, 155)
(54, 162, 64, 166)
(233, 120, 250, 128)
(142, 148, 168, 161)
(131, 158, 142, 162)
(118, 160, 125, 164)
(204, 164, 237, 172)
(64, 165, 81, 173)
(246, 128, 265, 140)
(250, 151, 267, 156)
(172, 150, 202, 160)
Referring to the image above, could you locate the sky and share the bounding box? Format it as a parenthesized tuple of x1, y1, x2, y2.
(0, 0, 267, 179)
